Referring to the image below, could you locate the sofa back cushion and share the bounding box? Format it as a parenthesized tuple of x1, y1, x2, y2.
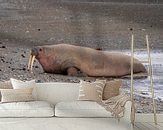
(78, 80, 106, 101)
(10, 78, 37, 100)
(35, 81, 121, 105)
(102, 80, 122, 100)
(36, 82, 79, 105)
(1, 88, 34, 103)
(0, 80, 13, 101)
(0, 80, 13, 89)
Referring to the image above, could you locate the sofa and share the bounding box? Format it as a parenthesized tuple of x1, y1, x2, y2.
(0, 82, 133, 130)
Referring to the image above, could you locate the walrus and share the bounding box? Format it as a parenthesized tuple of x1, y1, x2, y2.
(27, 44, 146, 77)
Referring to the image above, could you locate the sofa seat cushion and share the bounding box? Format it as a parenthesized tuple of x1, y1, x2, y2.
(55, 101, 112, 117)
(0, 101, 54, 117)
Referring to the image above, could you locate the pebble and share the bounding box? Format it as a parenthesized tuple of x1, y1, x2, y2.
(21, 54, 25, 58)
(136, 109, 143, 113)
(128, 28, 133, 31)
(35, 65, 39, 68)
(36, 79, 42, 83)
(1, 58, 5, 63)
(0, 46, 6, 48)
(141, 92, 149, 95)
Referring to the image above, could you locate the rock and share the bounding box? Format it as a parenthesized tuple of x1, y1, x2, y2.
(141, 92, 149, 95)
(0, 46, 6, 48)
(35, 65, 39, 68)
(1, 58, 5, 63)
(36, 79, 42, 83)
(128, 28, 133, 31)
(21, 54, 25, 58)
(137, 110, 143, 113)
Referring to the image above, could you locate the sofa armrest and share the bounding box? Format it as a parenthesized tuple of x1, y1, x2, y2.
(122, 101, 132, 123)
(119, 101, 134, 129)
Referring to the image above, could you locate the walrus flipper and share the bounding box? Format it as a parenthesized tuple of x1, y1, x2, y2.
(67, 67, 78, 76)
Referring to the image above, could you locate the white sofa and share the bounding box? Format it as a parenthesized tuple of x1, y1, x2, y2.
(0, 82, 133, 130)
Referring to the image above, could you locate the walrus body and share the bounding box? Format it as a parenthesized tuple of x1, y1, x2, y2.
(28, 44, 146, 77)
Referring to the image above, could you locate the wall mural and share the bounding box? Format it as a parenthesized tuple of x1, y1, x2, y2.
(0, 0, 163, 113)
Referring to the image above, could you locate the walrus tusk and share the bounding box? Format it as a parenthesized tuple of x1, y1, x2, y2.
(27, 54, 32, 70)
(30, 55, 35, 72)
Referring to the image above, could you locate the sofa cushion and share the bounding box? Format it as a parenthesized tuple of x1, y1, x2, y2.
(0, 80, 13, 89)
(10, 78, 37, 100)
(0, 101, 54, 117)
(78, 80, 106, 102)
(55, 101, 112, 117)
(1, 88, 34, 103)
(103, 80, 122, 100)
(0, 80, 13, 101)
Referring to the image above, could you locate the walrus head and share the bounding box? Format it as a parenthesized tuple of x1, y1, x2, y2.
(27, 46, 44, 72)
(28, 46, 55, 72)
(28, 46, 63, 73)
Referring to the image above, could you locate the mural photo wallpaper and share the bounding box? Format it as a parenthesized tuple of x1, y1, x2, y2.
(0, 0, 163, 114)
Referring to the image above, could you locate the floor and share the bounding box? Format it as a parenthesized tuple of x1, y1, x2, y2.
(0, 114, 162, 130)
(134, 114, 163, 130)
(134, 122, 163, 130)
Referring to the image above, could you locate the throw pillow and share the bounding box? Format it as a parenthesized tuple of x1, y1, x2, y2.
(1, 88, 34, 103)
(78, 80, 106, 102)
(102, 80, 122, 100)
(0, 80, 13, 89)
(10, 78, 37, 100)
(0, 80, 13, 101)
